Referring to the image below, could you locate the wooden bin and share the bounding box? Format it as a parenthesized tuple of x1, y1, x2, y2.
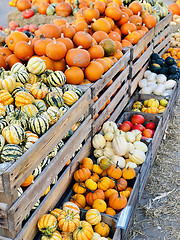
(90, 49, 131, 135)
(0, 89, 92, 239)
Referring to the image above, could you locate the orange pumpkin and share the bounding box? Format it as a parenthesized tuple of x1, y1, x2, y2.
(168, 3, 180, 16)
(92, 18, 111, 33)
(40, 56, 54, 71)
(55, 2, 72, 17)
(125, 31, 141, 45)
(143, 15, 156, 29)
(74, 167, 91, 182)
(66, 48, 90, 68)
(105, 6, 122, 21)
(53, 18, 68, 27)
(105, 189, 118, 199)
(14, 41, 34, 61)
(95, 58, 109, 72)
(57, 36, 74, 51)
(73, 30, 92, 49)
(46, 39, 67, 61)
(60, 24, 76, 39)
(121, 22, 136, 35)
(104, 17, 115, 30)
(129, 2, 142, 15)
(84, 6, 100, 22)
(109, 192, 127, 210)
(108, 31, 121, 42)
(88, 45, 104, 60)
(21, 174, 34, 187)
(85, 61, 104, 82)
(116, 178, 127, 191)
(129, 15, 142, 30)
(121, 6, 133, 16)
(6, 31, 29, 51)
(86, 189, 105, 206)
(53, 59, 66, 71)
(6, 54, 22, 69)
(74, 21, 89, 32)
(92, 31, 109, 43)
(70, 194, 86, 208)
(34, 35, 52, 56)
(0, 56, 6, 68)
(0, 47, 13, 61)
(116, 12, 129, 26)
(17, 0, 31, 11)
(94, 0, 106, 14)
(38, 2, 50, 14)
(65, 66, 84, 85)
(40, 24, 62, 38)
(140, 25, 149, 34)
(105, 207, 116, 216)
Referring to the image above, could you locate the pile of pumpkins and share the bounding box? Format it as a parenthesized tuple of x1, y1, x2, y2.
(38, 202, 113, 240)
(0, 60, 84, 164)
(1, 0, 160, 83)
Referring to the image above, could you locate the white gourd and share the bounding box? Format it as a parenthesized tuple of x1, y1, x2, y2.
(144, 70, 151, 78)
(153, 84, 166, 95)
(124, 142, 134, 158)
(156, 74, 167, 83)
(129, 149, 146, 165)
(139, 78, 147, 88)
(147, 82, 157, 91)
(114, 129, 126, 138)
(112, 136, 128, 156)
(147, 73, 157, 82)
(133, 141, 148, 152)
(91, 232, 101, 240)
(104, 131, 114, 141)
(94, 149, 104, 158)
(103, 147, 115, 158)
(164, 80, 176, 90)
(126, 161, 137, 168)
(125, 132, 136, 143)
(105, 141, 112, 148)
(102, 121, 117, 134)
(131, 130, 142, 141)
(110, 155, 126, 168)
(92, 134, 106, 149)
(141, 87, 152, 94)
(163, 90, 173, 97)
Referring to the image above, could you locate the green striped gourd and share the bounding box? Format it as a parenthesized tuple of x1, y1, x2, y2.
(152, 11, 160, 22)
(5, 104, 14, 114)
(123, 0, 133, 5)
(1, 144, 23, 162)
(29, 112, 49, 136)
(48, 86, 63, 96)
(73, 88, 83, 98)
(0, 103, 5, 116)
(59, 105, 69, 116)
(146, 0, 156, 6)
(40, 156, 51, 168)
(157, 0, 163, 6)
(45, 92, 64, 108)
(22, 131, 39, 152)
(62, 84, 75, 93)
(32, 165, 42, 178)
(0, 134, 5, 151)
(11, 87, 30, 98)
(78, 114, 85, 123)
(152, 3, 161, 16)
(0, 75, 16, 93)
(41, 70, 53, 85)
(27, 57, 46, 75)
(2, 124, 25, 144)
(0, 118, 9, 133)
(47, 71, 66, 87)
(48, 145, 58, 158)
(141, 2, 152, 14)
(15, 70, 29, 84)
(52, 176, 58, 185)
(17, 187, 23, 198)
(28, 73, 39, 85)
(33, 99, 47, 111)
(63, 90, 79, 106)
(41, 106, 61, 126)
(11, 62, 26, 73)
(6, 107, 28, 130)
(160, 5, 168, 18)
(22, 104, 38, 118)
(15, 91, 35, 108)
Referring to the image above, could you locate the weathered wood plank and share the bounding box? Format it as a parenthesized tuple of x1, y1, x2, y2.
(92, 66, 130, 116)
(131, 43, 153, 78)
(14, 138, 92, 240)
(159, 43, 170, 57)
(0, 203, 8, 229)
(8, 115, 92, 231)
(3, 89, 91, 197)
(154, 25, 171, 46)
(154, 13, 172, 36)
(154, 35, 170, 54)
(91, 50, 130, 97)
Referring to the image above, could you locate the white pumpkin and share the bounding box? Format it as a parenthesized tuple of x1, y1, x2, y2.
(156, 74, 167, 83)
(112, 136, 128, 156)
(164, 80, 176, 90)
(124, 142, 134, 158)
(92, 134, 106, 149)
(144, 70, 151, 78)
(110, 155, 126, 168)
(129, 149, 146, 165)
(105, 141, 112, 148)
(114, 129, 126, 138)
(147, 82, 157, 91)
(139, 78, 147, 88)
(97, 156, 107, 164)
(103, 147, 115, 158)
(102, 121, 117, 134)
(104, 131, 114, 141)
(94, 149, 104, 158)
(131, 130, 142, 141)
(91, 232, 101, 240)
(126, 161, 137, 168)
(147, 73, 157, 82)
(153, 84, 166, 95)
(125, 132, 136, 143)
(133, 141, 148, 152)
(141, 86, 152, 94)
(163, 90, 173, 96)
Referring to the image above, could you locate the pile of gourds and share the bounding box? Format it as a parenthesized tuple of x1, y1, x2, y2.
(38, 202, 113, 240)
(170, 31, 180, 48)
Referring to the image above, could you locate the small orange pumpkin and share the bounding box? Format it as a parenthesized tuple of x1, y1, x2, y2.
(46, 39, 67, 61)
(21, 174, 34, 187)
(65, 66, 84, 85)
(85, 61, 104, 82)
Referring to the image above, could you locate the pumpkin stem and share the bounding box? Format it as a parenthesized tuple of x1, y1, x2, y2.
(16, 106, 21, 120)
(52, 38, 57, 44)
(40, 34, 45, 39)
(66, 23, 70, 28)
(61, 33, 65, 38)
(115, 180, 121, 198)
(116, 161, 119, 169)
(92, 18, 97, 23)
(66, 65, 71, 70)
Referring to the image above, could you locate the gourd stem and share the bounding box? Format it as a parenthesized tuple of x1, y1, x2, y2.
(115, 180, 121, 198)
(116, 161, 119, 169)
(78, 179, 94, 192)
(16, 106, 21, 120)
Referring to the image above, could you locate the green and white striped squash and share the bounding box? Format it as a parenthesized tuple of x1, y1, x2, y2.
(0, 75, 16, 93)
(141, 2, 152, 14)
(15, 70, 29, 84)
(41, 70, 53, 85)
(59, 105, 69, 116)
(28, 73, 38, 85)
(11, 63, 26, 73)
(32, 200, 40, 210)
(160, 5, 168, 18)
(2, 124, 25, 144)
(47, 71, 66, 87)
(32, 165, 42, 178)
(73, 87, 83, 98)
(78, 114, 85, 123)
(29, 113, 49, 136)
(41, 106, 61, 126)
(6, 108, 28, 130)
(17, 187, 23, 198)
(5, 104, 14, 114)
(45, 92, 64, 108)
(62, 84, 75, 93)
(48, 146, 58, 158)
(57, 140, 64, 150)
(33, 99, 47, 112)
(22, 131, 39, 152)
(1, 144, 23, 162)
(63, 90, 79, 106)
(22, 104, 38, 118)
(146, 0, 156, 6)
(11, 87, 30, 98)
(0, 134, 5, 151)
(48, 86, 63, 96)
(157, 0, 163, 6)
(0, 118, 9, 133)
(52, 176, 58, 185)
(27, 57, 46, 75)
(40, 156, 51, 168)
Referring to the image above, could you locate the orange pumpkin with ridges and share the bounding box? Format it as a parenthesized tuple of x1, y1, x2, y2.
(66, 48, 90, 68)
(85, 61, 104, 82)
(55, 2, 72, 17)
(105, 6, 122, 21)
(46, 39, 67, 61)
(94, 0, 106, 14)
(0, 47, 13, 61)
(88, 45, 104, 60)
(84, 6, 100, 22)
(65, 66, 84, 85)
(60, 23, 76, 39)
(6, 31, 29, 51)
(121, 22, 136, 35)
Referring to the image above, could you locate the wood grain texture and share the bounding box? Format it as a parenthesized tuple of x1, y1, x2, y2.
(154, 13, 172, 35)
(153, 35, 170, 54)
(0, 203, 8, 229)
(153, 25, 171, 46)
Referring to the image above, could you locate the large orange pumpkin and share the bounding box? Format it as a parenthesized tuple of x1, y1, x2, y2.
(129, 2, 142, 15)
(17, 0, 31, 11)
(65, 66, 84, 85)
(121, 22, 136, 35)
(40, 24, 62, 38)
(53, 59, 66, 71)
(73, 20, 89, 32)
(105, 6, 122, 21)
(92, 31, 109, 43)
(168, 3, 180, 16)
(38, 2, 50, 14)
(85, 61, 104, 82)
(34, 35, 52, 56)
(55, 2, 72, 17)
(46, 39, 67, 60)
(66, 48, 90, 68)
(6, 31, 29, 51)
(6, 54, 22, 69)
(95, 58, 109, 72)
(14, 41, 34, 61)
(88, 45, 104, 60)
(0, 47, 13, 61)
(129, 15, 142, 30)
(143, 15, 156, 29)
(73, 30, 92, 49)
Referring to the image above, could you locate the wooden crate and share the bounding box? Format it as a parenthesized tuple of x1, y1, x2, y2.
(154, 13, 172, 37)
(153, 35, 170, 55)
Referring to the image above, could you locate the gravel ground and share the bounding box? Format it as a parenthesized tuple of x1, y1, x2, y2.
(130, 95, 180, 240)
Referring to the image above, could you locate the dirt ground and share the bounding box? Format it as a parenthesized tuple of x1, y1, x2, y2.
(130, 95, 180, 240)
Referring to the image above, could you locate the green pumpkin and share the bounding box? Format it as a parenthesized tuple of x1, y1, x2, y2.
(2, 124, 25, 144)
(0, 134, 5, 151)
(150, 53, 160, 60)
(157, 0, 163, 6)
(141, 2, 152, 14)
(149, 63, 161, 73)
(11, 62, 26, 73)
(47, 71, 66, 87)
(165, 57, 177, 66)
(5, 104, 14, 114)
(46, 5, 55, 15)
(0, 118, 9, 133)
(99, 39, 116, 56)
(45, 91, 64, 108)
(1, 144, 23, 162)
(168, 65, 179, 75)
(33, 99, 47, 112)
(15, 70, 29, 84)
(29, 112, 49, 136)
(159, 67, 168, 75)
(154, 58, 165, 67)
(6, 107, 28, 130)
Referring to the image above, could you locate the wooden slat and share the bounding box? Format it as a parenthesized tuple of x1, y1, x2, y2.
(159, 43, 170, 57)
(154, 25, 171, 46)
(0, 175, 4, 193)
(8, 115, 92, 231)
(131, 28, 154, 60)
(0, 203, 8, 229)
(154, 13, 172, 35)
(14, 138, 92, 240)
(3, 89, 91, 197)
(91, 50, 130, 97)
(92, 79, 130, 134)
(0, 225, 20, 239)
(0, 236, 12, 240)
(129, 61, 149, 96)
(92, 66, 130, 116)
(154, 35, 170, 54)
(131, 43, 153, 77)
